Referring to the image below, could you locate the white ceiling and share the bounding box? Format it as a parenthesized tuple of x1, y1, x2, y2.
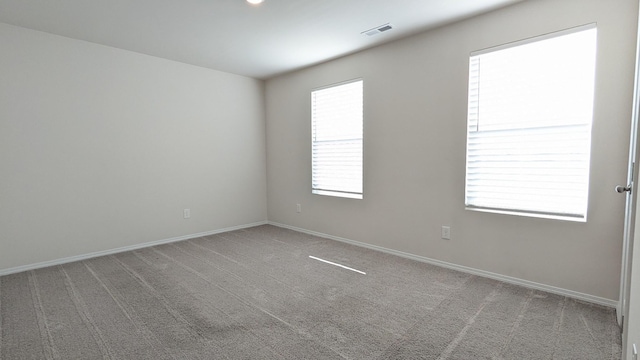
(0, 0, 523, 79)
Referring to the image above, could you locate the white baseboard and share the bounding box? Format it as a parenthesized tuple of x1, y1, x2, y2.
(4, 219, 617, 309)
(269, 221, 618, 309)
(0, 221, 268, 276)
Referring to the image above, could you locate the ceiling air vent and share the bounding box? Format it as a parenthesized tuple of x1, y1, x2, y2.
(361, 23, 394, 37)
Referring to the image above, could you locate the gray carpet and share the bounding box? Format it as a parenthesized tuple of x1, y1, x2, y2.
(0, 225, 621, 359)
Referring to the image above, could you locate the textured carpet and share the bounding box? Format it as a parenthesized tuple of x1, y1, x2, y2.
(0, 225, 621, 359)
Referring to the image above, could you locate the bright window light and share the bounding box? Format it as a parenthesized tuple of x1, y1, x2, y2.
(465, 24, 597, 221)
(311, 80, 364, 199)
(308, 256, 366, 275)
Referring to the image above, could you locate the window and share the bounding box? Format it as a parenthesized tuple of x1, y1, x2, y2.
(312, 79, 363, 199)
(465, 25, 597, 221)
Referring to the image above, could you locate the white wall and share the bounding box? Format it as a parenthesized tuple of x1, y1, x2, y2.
(265, 0, 638, 301)
(0, 23, 267, 272)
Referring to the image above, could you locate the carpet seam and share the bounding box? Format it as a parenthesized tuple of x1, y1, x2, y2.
(126, 249, 275, 357)
(60, 265, 114, 360)
(374, 275, 477, 359)
(181, 241, 249, 282)
(579, 312, 604, 358)
(436, 282, 505, 360)
(111, 254, 235, 360)
(145, 246, 345, 360)
(192, 237, 244, 266)
(28, 271, 59, 360)
(82, 261, 180, 360)
(168, 240, 352, 359)
(133, 246, 321, 360)
(134, 248, 298, 360)
(147, 247, 299, 331)
(550, 296, 568, 359)
(496, 289, 535, 359)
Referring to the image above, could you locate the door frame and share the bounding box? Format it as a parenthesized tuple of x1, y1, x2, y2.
(618, 0, 640, 328)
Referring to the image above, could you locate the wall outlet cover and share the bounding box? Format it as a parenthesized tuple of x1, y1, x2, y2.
(441, 226, 451, 240)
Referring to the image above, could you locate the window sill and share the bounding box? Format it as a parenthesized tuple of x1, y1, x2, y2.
(465, 206, 586, 223)
(312, 189, 363, 200)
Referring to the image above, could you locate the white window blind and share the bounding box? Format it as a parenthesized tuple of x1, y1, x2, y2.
(465, 25, 597, 220)
(312, 80, 363, 199)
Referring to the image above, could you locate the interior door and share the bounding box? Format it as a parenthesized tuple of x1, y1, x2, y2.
(618, 142, 637, 328)
(618, 12, 640, 327)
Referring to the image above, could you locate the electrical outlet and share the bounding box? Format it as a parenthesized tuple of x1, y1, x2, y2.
(441, 226, 451, 240)
(183, 208, 191, 219)
(296, 203, 301, 213)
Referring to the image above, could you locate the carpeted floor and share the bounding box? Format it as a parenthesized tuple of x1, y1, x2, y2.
(0, 225, 621, 359)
